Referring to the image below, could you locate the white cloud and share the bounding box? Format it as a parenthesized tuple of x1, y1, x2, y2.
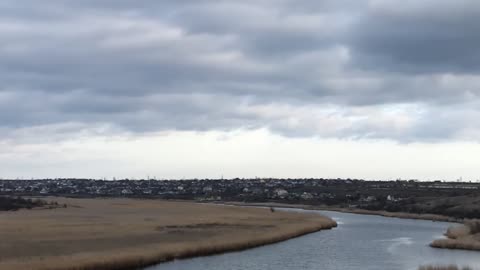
(1, 129, 479, 180)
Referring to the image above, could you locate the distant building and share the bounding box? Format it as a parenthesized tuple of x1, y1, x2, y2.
(274, 188, 288, 198)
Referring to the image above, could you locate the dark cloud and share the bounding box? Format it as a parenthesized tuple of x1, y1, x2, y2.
(349, 1, 480, 74)
(0, 0, 479, 142)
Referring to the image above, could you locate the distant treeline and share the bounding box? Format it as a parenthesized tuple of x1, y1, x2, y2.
(0, 196, 48, 211)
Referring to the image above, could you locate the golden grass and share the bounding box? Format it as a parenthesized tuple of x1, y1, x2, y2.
(430, 220, 480, 251)
(0, 198, 336, 270)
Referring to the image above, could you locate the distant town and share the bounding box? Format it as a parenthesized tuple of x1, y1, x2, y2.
(1, 178, 479, 218)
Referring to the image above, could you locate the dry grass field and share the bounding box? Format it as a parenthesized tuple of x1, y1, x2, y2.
(0, 198, 336, 270)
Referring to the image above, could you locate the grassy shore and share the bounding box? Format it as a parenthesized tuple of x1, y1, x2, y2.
(223, 201, 460, 222)
(430, 220, 480, 251)
(0, 198, 336, 270)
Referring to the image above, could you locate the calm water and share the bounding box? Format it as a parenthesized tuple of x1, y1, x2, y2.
(145, 209, 480, 270)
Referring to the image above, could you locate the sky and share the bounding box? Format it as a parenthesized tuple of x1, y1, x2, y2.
(1, 0, 480, 180)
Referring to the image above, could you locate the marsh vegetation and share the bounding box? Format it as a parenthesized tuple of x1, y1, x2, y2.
(0, 198, 336, 270)
(431, 220, 480, 251)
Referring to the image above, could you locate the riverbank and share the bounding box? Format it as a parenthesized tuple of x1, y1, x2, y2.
(0, 198, 336, 270)
(221, 201, 462, 223)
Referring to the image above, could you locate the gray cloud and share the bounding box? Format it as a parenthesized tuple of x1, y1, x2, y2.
(349, 0, 480, 74)
(1, 0, 480, 142)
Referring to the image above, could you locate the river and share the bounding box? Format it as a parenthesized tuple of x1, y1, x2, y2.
(145, 209, 480, 270)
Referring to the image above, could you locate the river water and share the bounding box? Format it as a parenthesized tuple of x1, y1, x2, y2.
(145, 209, 480, 270)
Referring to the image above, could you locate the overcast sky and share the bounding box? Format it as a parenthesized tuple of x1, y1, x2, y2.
(1, 0, 480, 180)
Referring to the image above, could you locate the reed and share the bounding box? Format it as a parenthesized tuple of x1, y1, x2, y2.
(430, 220, 480, 251)
(39, 223, 333, 270)
(0, 198, 336, 270)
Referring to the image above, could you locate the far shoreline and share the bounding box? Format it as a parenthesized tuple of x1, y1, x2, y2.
(217, 201, 463, 223)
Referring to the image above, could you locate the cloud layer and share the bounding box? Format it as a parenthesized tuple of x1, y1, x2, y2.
(1, 0, 480, 142)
